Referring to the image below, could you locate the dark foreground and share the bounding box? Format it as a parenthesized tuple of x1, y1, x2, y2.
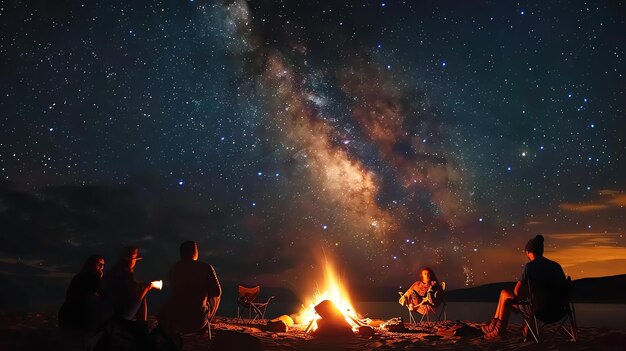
(2, 313, 626, 350)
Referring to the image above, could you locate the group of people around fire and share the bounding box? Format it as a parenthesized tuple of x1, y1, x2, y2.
(59, 234, 567, 349)
(58, 241, 220, 350)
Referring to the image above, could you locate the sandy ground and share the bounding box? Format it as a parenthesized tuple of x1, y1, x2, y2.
(2, 312, 626, 350)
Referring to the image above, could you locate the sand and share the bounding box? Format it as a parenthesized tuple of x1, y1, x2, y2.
(1, 312, 626, 350)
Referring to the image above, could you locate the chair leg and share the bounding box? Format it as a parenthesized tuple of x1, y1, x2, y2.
(408, 309, 416, 324)
(419, 309, 428, 323)
(570, 304, 578, 341)
(524, 316, 539, 343)
(561, 308, 577, 342)
(250, 306, 258, 323)
(436, 303, 447, 321)
(237, 305, 247, 324)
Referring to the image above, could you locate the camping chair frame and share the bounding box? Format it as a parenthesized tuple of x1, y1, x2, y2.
(237, 285, 275, 323)
(513, 277, 578, 343)
(414, 301, 447, 323)
(404, 282, 447, 324)
(181, 300, 218, 340)
(206, 315, 213, 340)
(182, 315, 213, 340)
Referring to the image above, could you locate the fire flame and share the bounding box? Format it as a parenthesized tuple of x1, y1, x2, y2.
(295, 260, 361, 331)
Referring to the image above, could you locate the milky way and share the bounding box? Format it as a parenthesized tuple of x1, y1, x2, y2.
(0, 0, 625, 304)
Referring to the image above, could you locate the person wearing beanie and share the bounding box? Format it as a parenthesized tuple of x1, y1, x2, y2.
(525, 234, 545, 256)
(483, 235, 566, 340)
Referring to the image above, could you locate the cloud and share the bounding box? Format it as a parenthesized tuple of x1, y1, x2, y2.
(559, 190, 626, 212)
(543, 233, 626, 278)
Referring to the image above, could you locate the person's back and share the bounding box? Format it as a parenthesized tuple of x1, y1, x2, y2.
(523, 255, 565, 283)
(158, 241, 221, 334)
(166, 260, 217, 320)
(522, 256, 567, 322)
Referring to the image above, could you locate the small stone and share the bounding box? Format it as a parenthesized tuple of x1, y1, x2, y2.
(358, 325, 375, 336)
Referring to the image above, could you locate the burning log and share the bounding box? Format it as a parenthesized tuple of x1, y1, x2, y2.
(310, 300, 354, 337)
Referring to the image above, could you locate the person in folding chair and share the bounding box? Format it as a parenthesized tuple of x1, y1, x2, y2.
(158, 241, 222, 341)
(483, 234, 571, 341)
(398, 267, 445, 323)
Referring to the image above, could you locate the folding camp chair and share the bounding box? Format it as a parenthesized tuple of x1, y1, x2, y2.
(237, 285, 275, 323)
(400, 282, 447, 324)
(418, 282, 447, 323)
(513, 276, 577, 343)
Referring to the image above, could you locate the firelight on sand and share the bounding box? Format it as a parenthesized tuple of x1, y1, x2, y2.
(295, 260, 363, 332)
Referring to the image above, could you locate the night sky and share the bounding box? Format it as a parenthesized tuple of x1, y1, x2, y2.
(1, 0, 625, 307)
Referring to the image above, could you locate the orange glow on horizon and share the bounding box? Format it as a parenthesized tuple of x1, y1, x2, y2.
(545, 233, 626, 279)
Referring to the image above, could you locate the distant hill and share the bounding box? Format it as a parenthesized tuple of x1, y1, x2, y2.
(446, 274, 626, 303)
(347, 274, 626, 303)
(445, 282, 516, 302)
(569, 274, 626, 303)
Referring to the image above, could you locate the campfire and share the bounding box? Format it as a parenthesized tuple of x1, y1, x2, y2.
(294, 260, 370, 336)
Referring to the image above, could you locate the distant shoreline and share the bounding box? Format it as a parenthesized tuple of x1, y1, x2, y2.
(2, 274, 625, 313)
(349, 274, 626, 304)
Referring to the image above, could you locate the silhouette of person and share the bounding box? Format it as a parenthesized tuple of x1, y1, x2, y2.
(483, 234, 566, 340)
(399, 267, 444, 315)
(101, 247, 155, 324)
(158, 241, 221, 335)
(58, 254, 105, 336)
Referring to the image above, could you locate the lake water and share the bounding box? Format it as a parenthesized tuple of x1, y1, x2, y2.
(229, 300, 626, 331)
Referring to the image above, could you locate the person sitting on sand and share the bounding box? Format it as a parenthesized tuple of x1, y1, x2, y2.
(158, 241, 221, 336)
(482, 234, 566, 340)
(58, 254, 105, 337)
(399, 267, 444, 316)
(100, 246, 156, 324)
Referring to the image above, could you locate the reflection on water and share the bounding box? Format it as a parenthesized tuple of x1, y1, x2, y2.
(352, 301, 626, 331)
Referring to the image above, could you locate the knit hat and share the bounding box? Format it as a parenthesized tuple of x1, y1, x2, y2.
(525, 235, 544, 255)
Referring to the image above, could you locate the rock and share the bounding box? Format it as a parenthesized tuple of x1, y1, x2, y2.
(270, 315, 294, 327)
(265, 320, 287, 333)
(358, 325, 375, 336)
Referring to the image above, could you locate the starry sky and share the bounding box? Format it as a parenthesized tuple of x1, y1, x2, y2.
(1, 0, 625, 307)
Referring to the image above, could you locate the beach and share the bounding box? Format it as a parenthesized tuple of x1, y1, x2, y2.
(2, 312, 626, 351)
